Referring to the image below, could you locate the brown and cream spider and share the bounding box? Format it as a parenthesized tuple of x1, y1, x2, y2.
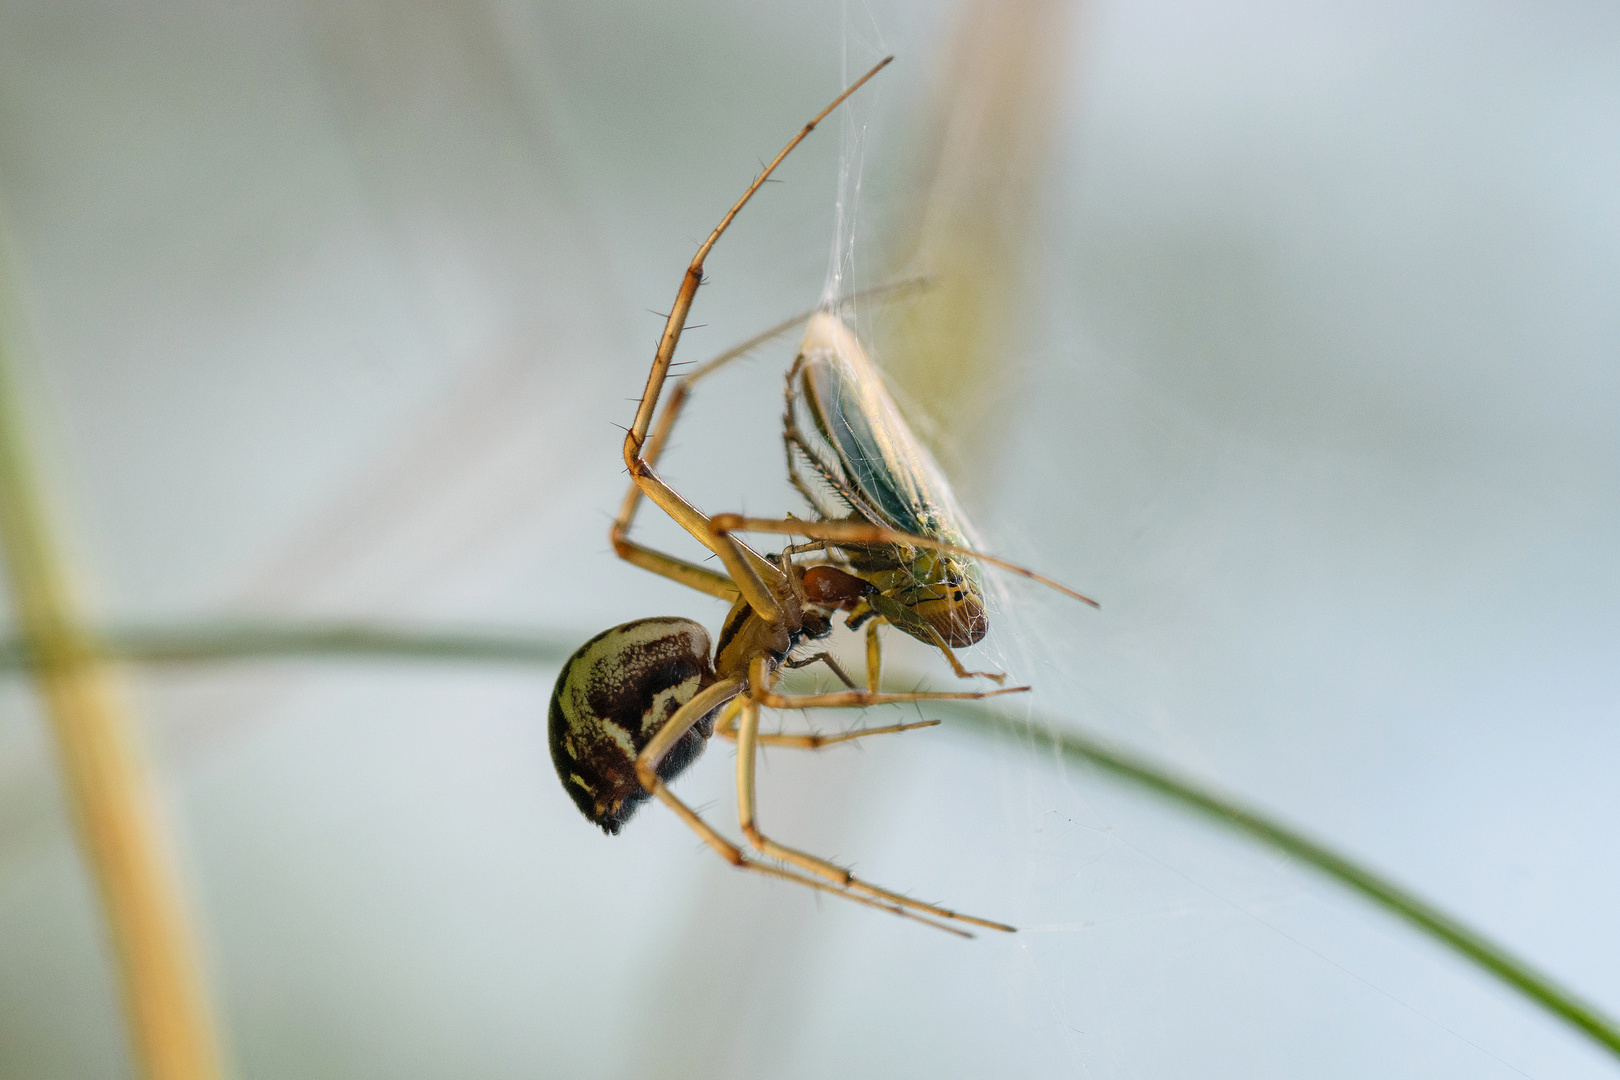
(548, 57, 1096, 936)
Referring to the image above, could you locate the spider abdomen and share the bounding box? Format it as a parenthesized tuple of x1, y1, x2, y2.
(549, 617, 721, 834)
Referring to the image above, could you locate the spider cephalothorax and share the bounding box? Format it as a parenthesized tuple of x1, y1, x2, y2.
(550, 584, 840, 834)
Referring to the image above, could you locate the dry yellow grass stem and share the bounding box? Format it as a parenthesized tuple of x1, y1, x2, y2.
(0, 261, 222, 1080)
(878, 0, 1077, 495)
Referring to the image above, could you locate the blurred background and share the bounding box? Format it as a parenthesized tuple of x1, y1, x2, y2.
(0, 1, 1617, 1077)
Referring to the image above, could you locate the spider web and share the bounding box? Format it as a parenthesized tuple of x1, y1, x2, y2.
(0, 3, 1613, 1079)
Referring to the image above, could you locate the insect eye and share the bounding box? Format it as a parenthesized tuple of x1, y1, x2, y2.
(922, 589, 988, 647)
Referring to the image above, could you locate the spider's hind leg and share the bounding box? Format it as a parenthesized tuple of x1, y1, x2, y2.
(733, 685, 1013, 932)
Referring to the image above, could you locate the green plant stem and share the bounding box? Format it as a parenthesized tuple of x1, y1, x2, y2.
(0, 621, 582, 669)
(1, 620, 1614, 1060)
(932, 701, 1620, 1060)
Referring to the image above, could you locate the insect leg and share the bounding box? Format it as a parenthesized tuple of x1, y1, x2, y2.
(782, 408, 881, 522)
(781, 402, 832, 516)
(866, 622, 882, 690)
(864, 592, 1007, 684)
(780, 650, 857, 688)
(775, 538, 837, 560)
(734, 687, 1012, 933)
(921, 624, 1005, 684)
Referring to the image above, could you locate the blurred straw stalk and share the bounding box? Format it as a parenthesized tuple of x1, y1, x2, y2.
(879, 0, 1077, 494)
(0, 235, 222, 1080)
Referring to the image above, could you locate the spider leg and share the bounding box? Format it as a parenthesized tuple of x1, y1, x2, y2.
(610, 540, 741, 602)
(734, 690, 1012, 933)
(622, 57, 891, 466)
(612, 279, 929, 600)
(715, 666, 940, 748)
(607, 373, 732, 613)
(752, 650, 1024, 713)
(631, 470, 789, 625)
(613, 309, 815, 560)
(718, 716, 940, 750)
(617, 278, 933, 539)
(616, 61, 891, 629)
(710, 695, 747, 739)
(643, 772, 968, 937)
(755, 683, 1028, 711)
(711, 514, 1101, 609)
(642, 681, 967, 935)
(611, 459, 784, 614)
(633, 677, 745, 794)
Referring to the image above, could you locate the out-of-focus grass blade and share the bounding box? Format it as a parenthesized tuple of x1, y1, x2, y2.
(877, 0, 1076, 494)
(0, 621, 581, 669)
(3, 618, 1614, 1062)
(933, 700, 1620, 1061)
(0, 230, 223, 1080)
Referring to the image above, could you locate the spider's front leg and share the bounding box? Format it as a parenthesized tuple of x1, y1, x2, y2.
(714, 514, 1100, 609)
(609, 319, 806, 605)
(611, 58, 894, 626)
(620, 275, 933, 576)
(614, 346, 785, 621)
(615, 297, 789, 624)
(609, 293, 920, 607)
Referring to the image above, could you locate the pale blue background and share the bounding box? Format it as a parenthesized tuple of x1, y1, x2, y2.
(0, 2, 1616, 1077)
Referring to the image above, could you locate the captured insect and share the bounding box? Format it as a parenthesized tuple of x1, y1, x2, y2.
(548, 58, 1096, 936)
(780, 310, 1098, 682)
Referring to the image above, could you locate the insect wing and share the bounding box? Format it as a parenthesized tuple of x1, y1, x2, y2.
(791, 313, 978, 551)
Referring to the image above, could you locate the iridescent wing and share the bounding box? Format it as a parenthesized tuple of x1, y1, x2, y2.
(787, 312, 978, 553)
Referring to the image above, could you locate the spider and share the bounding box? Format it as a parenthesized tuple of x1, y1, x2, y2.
(549, 57, 1095, 936)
